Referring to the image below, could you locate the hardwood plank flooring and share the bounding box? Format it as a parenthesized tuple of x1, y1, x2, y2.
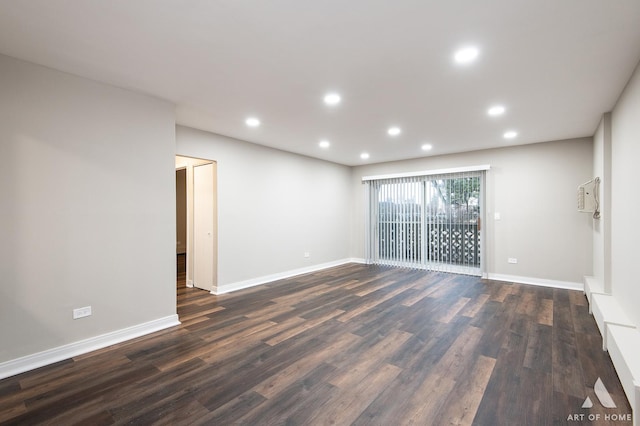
(0, 264, 632, 425)
(177, 253, 186, 289)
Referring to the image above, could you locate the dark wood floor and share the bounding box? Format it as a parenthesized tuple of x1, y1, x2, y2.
(177, 253, 186, 289)
(0, 263, 632, 425)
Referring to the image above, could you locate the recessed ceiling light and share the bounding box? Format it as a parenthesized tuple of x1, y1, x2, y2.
(360, 152, 370, 160)
(503, 130, 518, 139)
(319, 140, 330, 149)
(245, 117, 260, 127)
(454, 46, 479, 64)
(387, 127, 401, 136)
(324, 93, 341, 106)
(488, 105, 506, 116)
(421, 144, 433, 151)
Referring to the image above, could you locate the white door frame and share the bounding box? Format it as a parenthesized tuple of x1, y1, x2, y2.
(193, 162, 215, 291)
(175, 156, 218, 292)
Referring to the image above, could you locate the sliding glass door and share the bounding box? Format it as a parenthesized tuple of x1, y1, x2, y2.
(423, 173, 482, 275)
(366, 170, 485, 276)
(376, 177, 424, 267)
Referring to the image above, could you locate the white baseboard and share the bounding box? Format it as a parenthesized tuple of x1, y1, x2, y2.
(215, 264, 582, 295)
(486, 273, 583, 291)
(606, 325, 640, 425)
(583, 284, 639, 422)
(584, 276, 608, 313)
(212, 258, 365, 295)
(0, 315, 180, 380)
(591, 293, 635, 350)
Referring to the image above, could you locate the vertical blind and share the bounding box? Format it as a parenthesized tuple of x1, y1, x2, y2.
(364, 168, 486, 276)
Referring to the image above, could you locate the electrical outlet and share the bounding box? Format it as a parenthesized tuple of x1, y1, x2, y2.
(494, 212, 501, 220)
(508, 258, 518, 264)
(73, 306, 92, 319)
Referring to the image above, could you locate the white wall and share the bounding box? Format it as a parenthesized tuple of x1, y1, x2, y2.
(0, 54, 177, 364)
(351, 138, 594, 285)
(586, 60, 640, 419)
(175, 126, 352, 290)
(611, 61, 640, 329)
(592, 113, 612, 293)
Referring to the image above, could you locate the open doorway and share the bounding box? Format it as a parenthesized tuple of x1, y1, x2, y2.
(175, 155, 218, 293)
(176, 168, 187, 288)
